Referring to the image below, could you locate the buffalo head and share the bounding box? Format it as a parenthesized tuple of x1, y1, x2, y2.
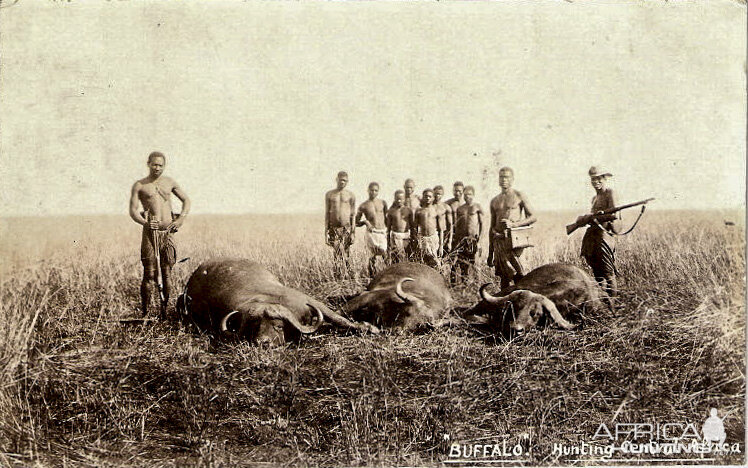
(343, 277, 441, 333)
(218, 302, 325, 346)
(471, 284, 577, 333)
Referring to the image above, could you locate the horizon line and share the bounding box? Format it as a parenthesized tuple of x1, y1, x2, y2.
(0, 206, 744, 220)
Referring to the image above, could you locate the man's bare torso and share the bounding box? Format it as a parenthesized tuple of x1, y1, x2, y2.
(326, 189, 355, 228)
(446, 197, 464, 214)
(386, 206, 413, 233)
(490, 189, 524, 231)
(455, 203, 482, 238)
(135, 176, 177, 229)
(359, 199, 387, 230)
(404, 194, 421, 210)
(434, 202, 450, 232)
(415, 206, 438, 237)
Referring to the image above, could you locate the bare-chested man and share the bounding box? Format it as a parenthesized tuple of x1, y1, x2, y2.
(413, 189, 441, 268)
(444, 181, 465, 252)
(325, 171, 356, 277)
(356, 182, 388, 277)
(488, 167, 537, 289)
(129, 151, 191, 318)
(385, 190, 414, 264)
(433, 185, 453, 260)
(451, 186, 483, 283)
(403, 178, 421, 210)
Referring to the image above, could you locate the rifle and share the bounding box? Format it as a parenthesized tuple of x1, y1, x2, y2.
(566, 198, 655, 235)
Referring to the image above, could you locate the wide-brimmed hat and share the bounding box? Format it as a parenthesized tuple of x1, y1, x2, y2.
(588, 166, 612, 178)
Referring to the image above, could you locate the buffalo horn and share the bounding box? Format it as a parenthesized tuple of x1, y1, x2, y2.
(479, 283, 503, 304)
(220, 310, 242, 334)
(541, 296, 576, 330)
(394, 277, 418, 303)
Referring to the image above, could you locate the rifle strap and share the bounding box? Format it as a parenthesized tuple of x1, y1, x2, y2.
(594, 205, 647, 237)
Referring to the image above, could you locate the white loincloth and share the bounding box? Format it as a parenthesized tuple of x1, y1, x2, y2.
(419, 233, 440, 259)
(366, 228, 388, 254)
(389, 230, 411, 252)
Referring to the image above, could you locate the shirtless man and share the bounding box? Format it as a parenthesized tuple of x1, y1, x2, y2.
(129, 151, 191, 318)
(413, 189, 441, 268)
(488, 167, 537, 289)
(325, 171, 356, 277)
(385, 190, 414, 264)
(403, 178, 421, 210)
(433, 185, 453, 260)
(451, 186, 483, 283)
(444, 181, 465, 253)
(356, 182, 388, 276)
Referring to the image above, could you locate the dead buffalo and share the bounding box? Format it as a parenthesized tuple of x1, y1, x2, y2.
(178, 258, 379, 345)
(464, 263, 609, 334)
(342, 262, 452, 332)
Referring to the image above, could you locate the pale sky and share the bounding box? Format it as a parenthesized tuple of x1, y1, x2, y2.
(0, 0, 745, 216)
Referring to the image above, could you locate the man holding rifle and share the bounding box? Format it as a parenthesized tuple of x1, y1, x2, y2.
(129, 151, 191, 318)
(576, 166, 620, 303)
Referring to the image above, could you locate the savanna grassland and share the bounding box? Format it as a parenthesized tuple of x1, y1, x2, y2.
(0, 210, 744, 466)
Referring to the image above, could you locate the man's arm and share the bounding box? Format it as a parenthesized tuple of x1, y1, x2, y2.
(168, 182, 191, 231)
(355, 204, 369, 229)
(513, 192, 537, 228)
(129, 183, 147, 226)
(349, 193, 356, 241)
(349, 193, 356, 227)
(487, 199, 496, 266)
(476, 204, 484, 239)
(600, 189, 620, 232)
(324, 193, 331, 244)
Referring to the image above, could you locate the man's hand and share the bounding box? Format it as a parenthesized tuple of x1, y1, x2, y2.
(325, 230, 333, 247)
(148, 219, 160, 231)
(167, 217, 184, 233)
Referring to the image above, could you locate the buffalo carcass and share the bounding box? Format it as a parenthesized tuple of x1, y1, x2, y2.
(177, 258, 379, 345)
(464, 263, 609, 334)
(342, 262, 453, 332)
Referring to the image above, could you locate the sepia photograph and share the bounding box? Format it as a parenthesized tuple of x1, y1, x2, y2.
(0, 0, 745, 466)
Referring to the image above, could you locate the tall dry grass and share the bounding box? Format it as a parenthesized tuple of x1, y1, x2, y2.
(0, 210, 744, 466)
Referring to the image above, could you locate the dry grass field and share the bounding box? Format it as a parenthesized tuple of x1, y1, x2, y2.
(0, 210, 744, 466)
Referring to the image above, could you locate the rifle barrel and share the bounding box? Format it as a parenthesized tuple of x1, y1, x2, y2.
(605, 198, 655, 214)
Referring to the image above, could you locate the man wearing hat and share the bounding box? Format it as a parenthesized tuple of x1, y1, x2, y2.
(576, 166, 620, 304)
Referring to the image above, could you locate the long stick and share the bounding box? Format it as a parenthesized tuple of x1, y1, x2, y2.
(148, 212, 166, 306)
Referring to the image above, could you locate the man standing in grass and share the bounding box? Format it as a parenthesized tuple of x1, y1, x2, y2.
(577, 166, 620, 304)
(385, 190, 414, 264)
(413, 189, 441, 268)
(451, 186, 483, 283)
(433, 185, 453, 261)
(488, 167, 536, 289)
(403, 178, 421, 210)
(356, 182, 388, 277)
(445, 181, 465, 254)
(325, 171, 356, 278)
(129, 151, 191, 318)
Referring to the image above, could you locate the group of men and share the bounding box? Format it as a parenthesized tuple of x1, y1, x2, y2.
(128, 152, 621, 318)
(324, 168, 537, 288)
